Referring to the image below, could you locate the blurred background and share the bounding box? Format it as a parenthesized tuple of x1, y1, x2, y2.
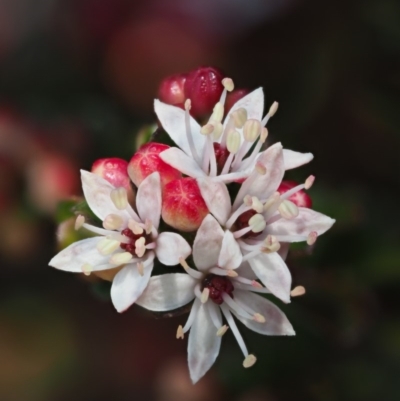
(1, 0, 400, 400)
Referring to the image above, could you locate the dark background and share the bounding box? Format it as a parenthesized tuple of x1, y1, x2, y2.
(1, 0, 399, 400)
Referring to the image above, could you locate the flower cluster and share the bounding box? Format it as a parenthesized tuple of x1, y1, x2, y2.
(49, 67, 335, 384)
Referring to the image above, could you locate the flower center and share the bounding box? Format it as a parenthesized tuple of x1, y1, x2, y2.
(234, 210, 260, 238)
(120, 228, 150, 255)
(202, 274, 234, 305)
(213, 143, 230, 175)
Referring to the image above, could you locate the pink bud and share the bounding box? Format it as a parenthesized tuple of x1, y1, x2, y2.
(91, 158, 130, 190)
(158, 73, 187, 106)
(128, 143, 181, 188)
(225, 89, 250, 114)
(277, 180, 312, 208)
(162, 177, 208, 232)
(184, 66, 224, 118)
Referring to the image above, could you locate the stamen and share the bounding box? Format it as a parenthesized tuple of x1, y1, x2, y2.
(207, 302, 223, 329)
(226, 129, 241, 154)
(220, 116, 234, 147)
(251, 197, 263, 213)
(176, 325, 184, 339)
(278, 200, 299, 219)
(81, 263, 93, 276)
(179, 257, 203, 279)
(110, 187, 128, 210)
(182, 298, 201, 333)
(217, 325, 229, 337)
(137, 261, 144, 276)
(243, 354, 257, 368)
(222, 294, 253, 320)
(103, 214, 124, 230)
(248, 214, 266, 233)
(262, 235, 280, 253)
(231, 108, 247, 129)
(291, 286, 306, 297)
(97, 237, 120, 255)
(243, 119, 261, 142)
(184, 99, 201, 164)
(211, 121, 223, 141)
(109, 252, 133, 265)
(200, 123, 214, 135)
(305, 175, 315, 189)
(220, 151, 236, 176)
(222, 77, 234, 92)
(209, 267, 238, 277)
(145, 242, 156, 250)
(128, 219, 144, 235)
(210, 102, 224, 123)
(201, 288, 210, 303)
(307, 231, 318, 245)
(237, 127, 269, 172)
(261, 101, 279, 126)
(135, 237, 146, 257)
(253, 313, 266, 323)
(144, 219, 153, 235)
(82, 223, 119, 238)
(75, 215, 85, 230)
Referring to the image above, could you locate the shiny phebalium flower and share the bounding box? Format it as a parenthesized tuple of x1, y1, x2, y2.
(49, 170, 191, 312)
(137, 214, 295, 383)
(155, 77, 313, 184)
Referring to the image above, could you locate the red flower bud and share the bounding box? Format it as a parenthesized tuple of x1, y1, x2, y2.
(162, 177, 208, 232)
(91, 158, 130, 190)
(184, 66, 224, 118)
(277, 180, 312, 208)
(158, 73, 187, 106)
(128, 142, 181, 188)
(225, 88, 250, 114)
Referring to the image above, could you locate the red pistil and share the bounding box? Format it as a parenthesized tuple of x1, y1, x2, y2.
(120, 228, 148, 255)
(202, 274, 234, 305)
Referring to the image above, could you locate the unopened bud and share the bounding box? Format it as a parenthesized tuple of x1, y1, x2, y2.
(92, 158, 130, 190)
(158, 73, 187, 105)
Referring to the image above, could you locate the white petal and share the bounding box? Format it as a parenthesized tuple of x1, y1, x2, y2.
(193, 214, 224, 271)
(278, 243, 290, 261)
(283, 149, 314, 170)
(49, 237, 112, 272)
(188, 302, 222, 384)
(233, 290, 295, 335)
(155, 232, 191, 265)
(136, 273, 196, 311)
(110, 254, 154, 312)
(81, 170, 131, 221)
(244, 142, 285, 202)
(197, 177, 231, 225)
(218, 230, 242, 270)
(267, 208, 335, 239)
(223, 88, 264, 141)
(248, 252, 292, 303)
(136, 172, 161, 229)
(154, 99, 205, 157)
(160, 148, 206, 178)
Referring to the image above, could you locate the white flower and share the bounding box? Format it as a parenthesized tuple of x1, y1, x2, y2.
(137, 214, 295, 384)
(196, 142, 335, 303)
(49, 170, 191, 312)
(154, 79, 313, 183)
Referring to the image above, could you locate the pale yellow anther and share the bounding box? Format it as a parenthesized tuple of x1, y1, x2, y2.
(252, 280, 263, 289)
(211, 102, 224, 123)
(144, 219, 153, 235)
(227, 269, 238, 278)
(135, 237, 146, 258)
(268, 101, 279, 117)
(248, 214, 266, 233)
(253, 313, 266, 323)
(200, 123, 214, 135)
(226, 129, 241, 154)
(222, 77, 234, 92)
(260, 127, 269, 143)
(305, 175, 315, 190)
(251, 196, 263, 213)
(110, 187, 128, 210)
(201, 288, 210, 304)
(179, 257, 190, 272)
(232, 108, 247, 128)
(307, 231, 318, 245)
(103, 214, 124, 230)
(184, 99, 191, 111)
(279, 200, 299, 219)
(81, 263, 93, 276)
(263, 192, 280, 211)
(128, 219, 144, 235)
(263, 235, 280, 253)
(110, 252, 133, 265)
(243, 354, 257, 368)
(137, 262, 144, 276)
(243, 194, 253, 207)
(75, 215, 85, 230)
(243, 119, 261, 142)
(255, 162, 267, 175)
(212, 121, 224, 140)
(291, 285, 306, 297)
(97, 237, 120, 255)
(216, 325, 229, 337)
(176, 325, 184, 339)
